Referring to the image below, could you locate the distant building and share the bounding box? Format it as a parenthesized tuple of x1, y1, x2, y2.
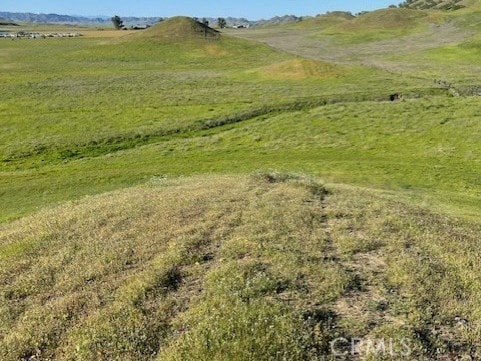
(130, 25, 150, 30)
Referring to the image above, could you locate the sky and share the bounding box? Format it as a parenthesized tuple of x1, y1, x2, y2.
(1, 1, 398, 20)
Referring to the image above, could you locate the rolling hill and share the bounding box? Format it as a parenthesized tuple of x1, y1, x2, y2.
(132, 16, 220, 40)
(2, 174, 480, 360)
(227, 6, 478, 83)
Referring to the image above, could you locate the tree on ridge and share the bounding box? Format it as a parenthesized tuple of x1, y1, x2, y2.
(111, 15, 124, 30)
(217, 17, 227, 28)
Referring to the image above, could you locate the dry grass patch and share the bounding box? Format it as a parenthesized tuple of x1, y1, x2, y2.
(252, 59, 344, 80)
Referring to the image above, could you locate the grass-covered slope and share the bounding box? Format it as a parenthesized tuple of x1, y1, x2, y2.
(0, 21, 434, 221)
(4, 94, 481, 223)
(131, 16, 220, 41)
(1, 174, 480, 360)
(228, 6, 479, 83)
(1, 5, 481, 224)
(0, 23, 349, 171)
(290, 8, 443, 43)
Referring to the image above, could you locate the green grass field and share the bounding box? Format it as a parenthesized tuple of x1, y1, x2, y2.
(1, 10, 481, 360)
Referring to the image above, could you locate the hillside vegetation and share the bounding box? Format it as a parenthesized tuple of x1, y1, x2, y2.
(2, 6, 481, 360)
(2, 174, 481, 360)
(0, 16, 430, 222)
(131, 17, 220, 41)
(399, 0, 469, 10)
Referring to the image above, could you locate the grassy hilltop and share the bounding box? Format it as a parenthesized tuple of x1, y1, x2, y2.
(2, 7, 481, 359)
(3, 174, 481, 360)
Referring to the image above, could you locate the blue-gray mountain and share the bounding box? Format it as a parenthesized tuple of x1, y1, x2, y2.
(0, 11, 302, 27)
(0, 12, 162, 26)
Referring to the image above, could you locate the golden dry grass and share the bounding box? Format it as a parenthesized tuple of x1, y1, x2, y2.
(251, 58, 344, 80)
(203, 44, 230, 56)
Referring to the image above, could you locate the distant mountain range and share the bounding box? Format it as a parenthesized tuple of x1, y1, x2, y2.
(0, 11, 303, 28)
(1, 2, 472, 29)
(0, 12, 162, 26)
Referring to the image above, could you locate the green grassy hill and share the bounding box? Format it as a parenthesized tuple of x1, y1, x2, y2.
(2, 3, 481, 359)
(132, 16, 220, 40)
(2, 174, 480, 360)
(228, 7, 480, 83)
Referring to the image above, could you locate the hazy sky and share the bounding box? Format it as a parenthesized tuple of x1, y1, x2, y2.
(2, 1, 398, 19)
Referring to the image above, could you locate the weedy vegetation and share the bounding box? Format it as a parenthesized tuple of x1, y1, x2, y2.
(1, 6, 481, 360)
